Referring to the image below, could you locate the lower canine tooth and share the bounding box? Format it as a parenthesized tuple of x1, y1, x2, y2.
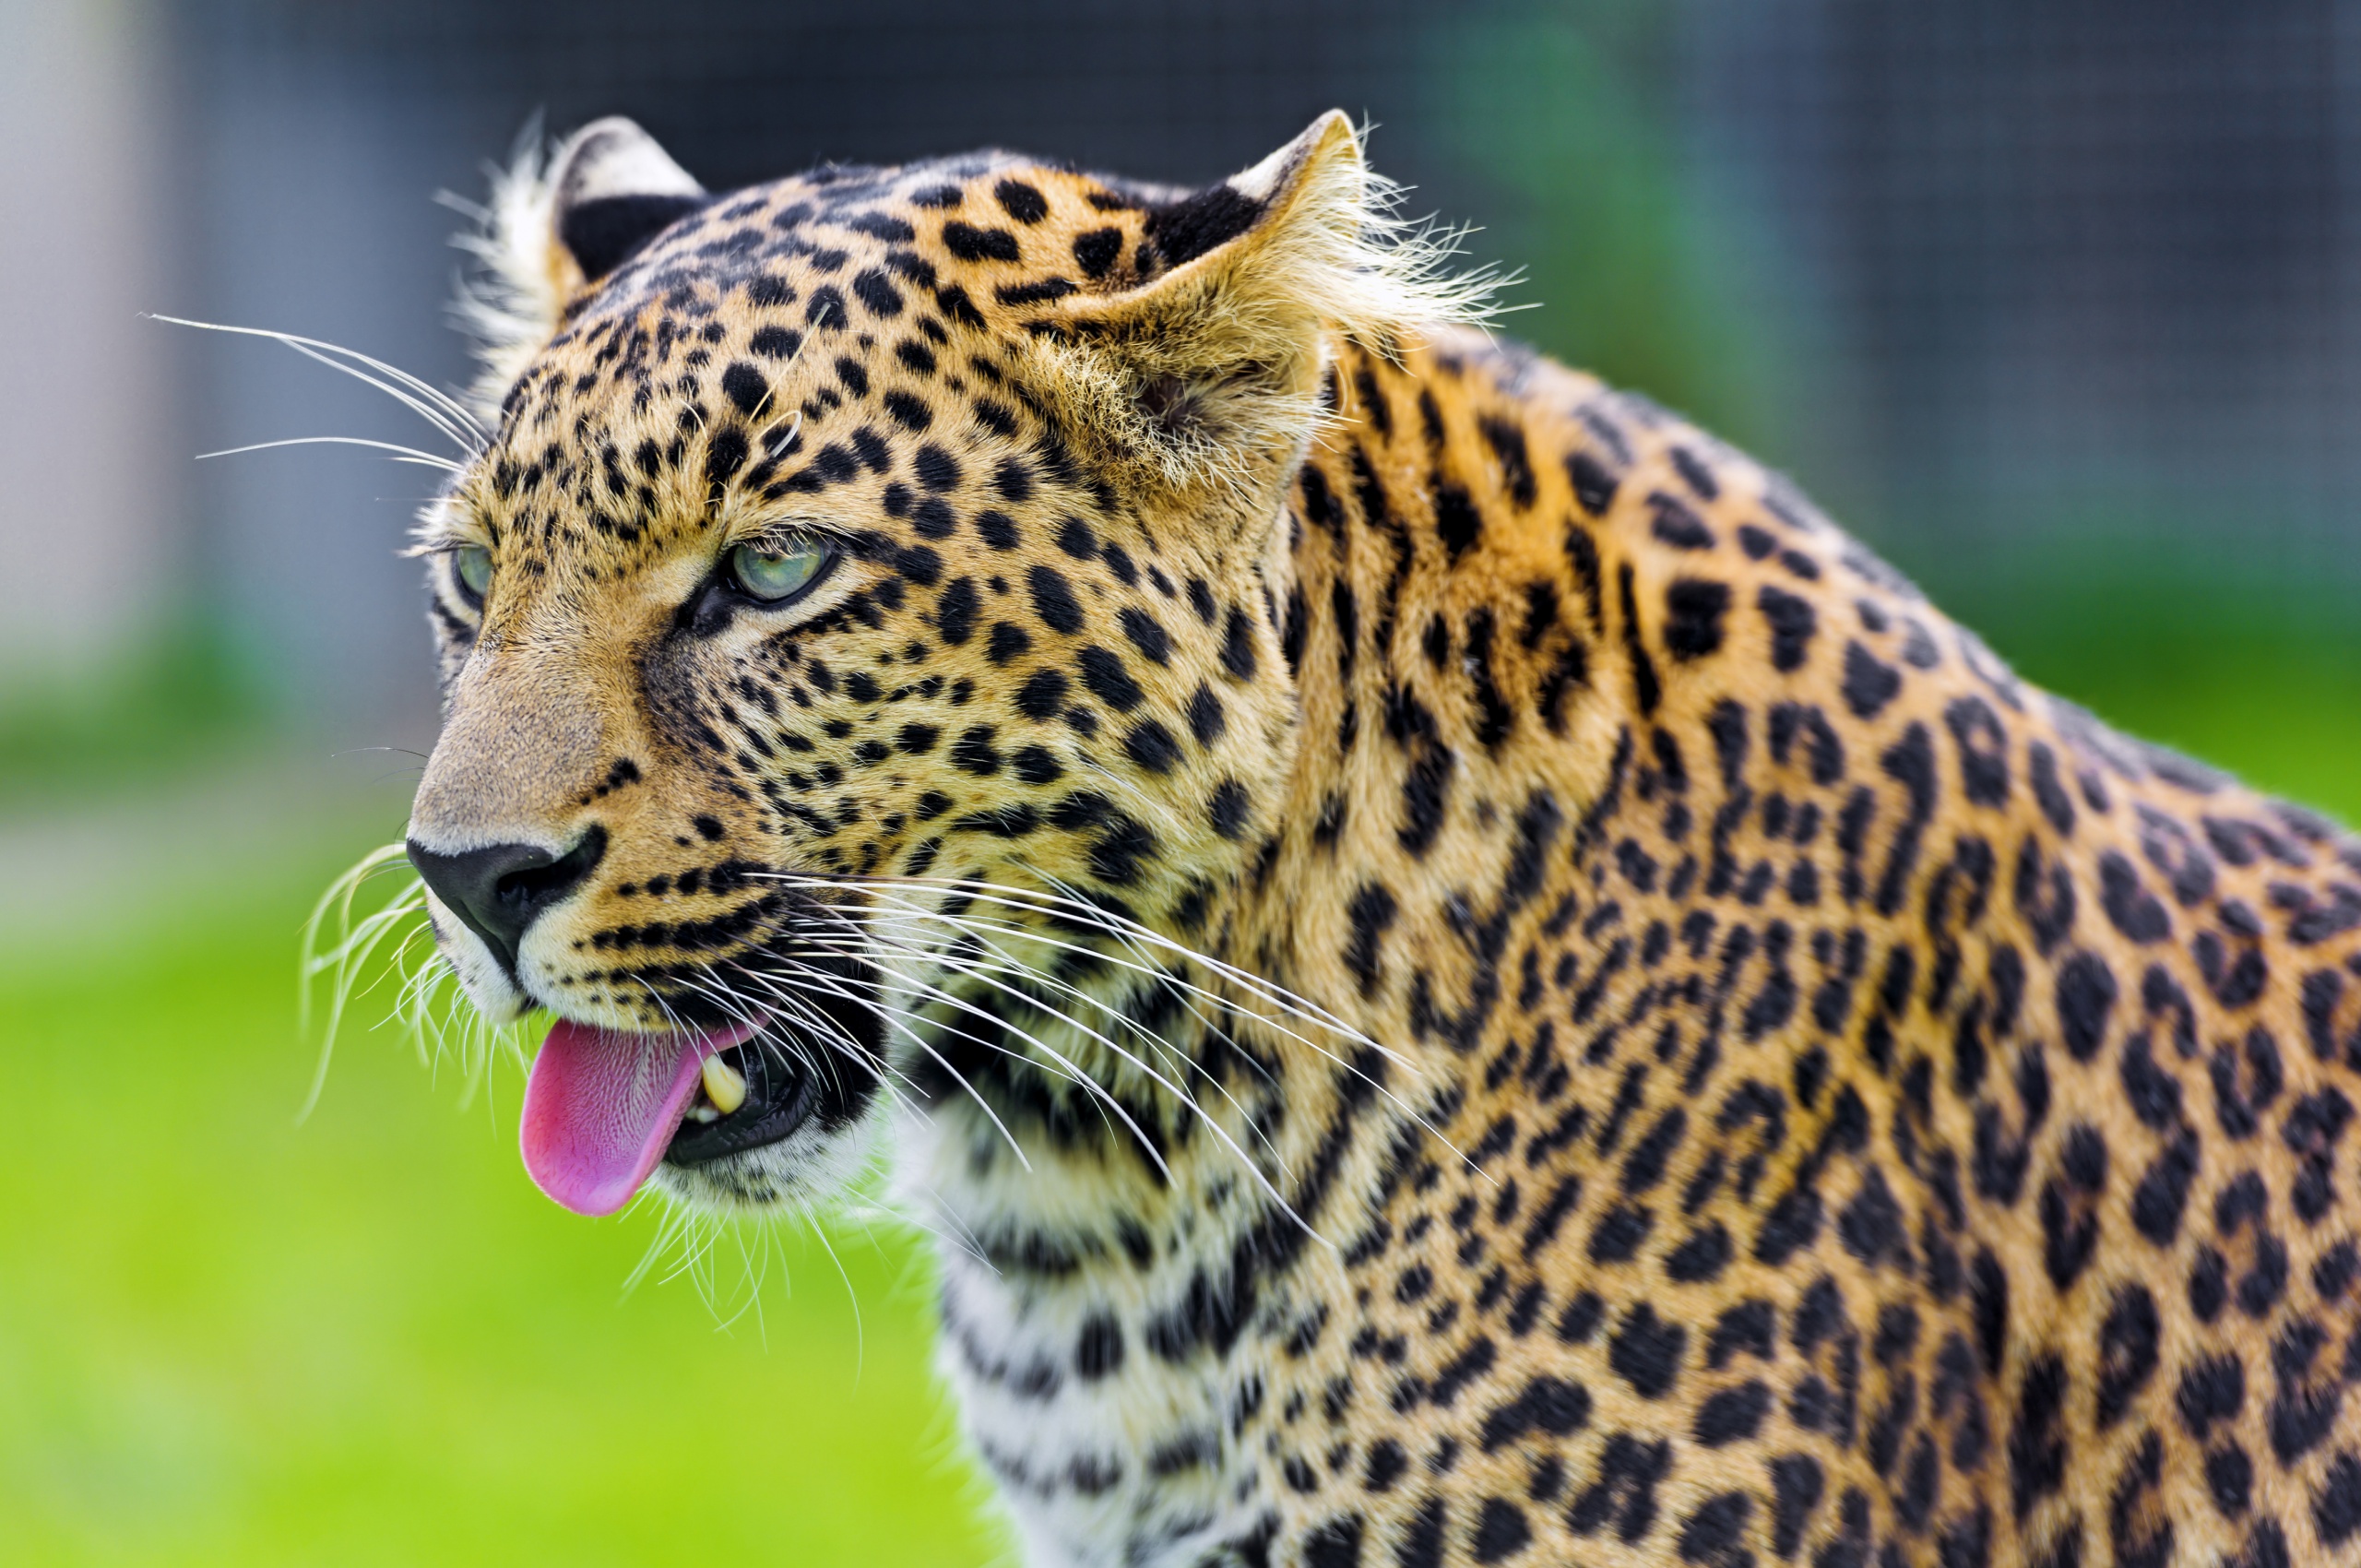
(701, 1054, 748, 1115)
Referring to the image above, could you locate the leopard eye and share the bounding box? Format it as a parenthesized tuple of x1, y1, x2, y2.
(730, 540, 832, 603)
(454, 544, 493, 604)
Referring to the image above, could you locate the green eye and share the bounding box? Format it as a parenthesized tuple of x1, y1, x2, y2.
(453, 544, 493, 603)
(730, 540, 832, 603)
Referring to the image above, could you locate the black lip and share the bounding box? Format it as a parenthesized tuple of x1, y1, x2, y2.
(661, 1033, 822, 1166)
(659, 951, 884, 1169)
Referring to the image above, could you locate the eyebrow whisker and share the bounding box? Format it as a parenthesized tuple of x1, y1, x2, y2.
(196, 435, 468, 473)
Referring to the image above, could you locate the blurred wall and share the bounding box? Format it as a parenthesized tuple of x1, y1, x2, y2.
(172, 25, 480, 746)
(0, 0, 177, 689)
(1690, 0, 2361, 575)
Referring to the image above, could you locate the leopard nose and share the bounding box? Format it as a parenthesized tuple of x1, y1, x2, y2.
(407, 827, 608, 975)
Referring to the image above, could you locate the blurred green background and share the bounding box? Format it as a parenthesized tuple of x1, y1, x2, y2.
(5, 0, 2360, 1562)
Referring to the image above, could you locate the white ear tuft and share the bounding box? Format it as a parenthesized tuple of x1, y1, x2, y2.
(1221, 110, 1502, 350)
(448, 118, 706, 424)
(449, 128, 564, 423)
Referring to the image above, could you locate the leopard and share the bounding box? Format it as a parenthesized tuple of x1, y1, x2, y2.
(385, 109, 2361, 1568)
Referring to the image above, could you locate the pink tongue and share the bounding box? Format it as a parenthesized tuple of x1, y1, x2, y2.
(520, 1017, 763, 1216)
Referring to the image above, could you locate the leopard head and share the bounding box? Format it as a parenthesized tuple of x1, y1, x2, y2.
(399, 112, 1462, 1217)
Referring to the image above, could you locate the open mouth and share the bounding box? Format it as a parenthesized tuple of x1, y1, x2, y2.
(662, 1030, 829, 1169)
(516, 957, 880, 1216)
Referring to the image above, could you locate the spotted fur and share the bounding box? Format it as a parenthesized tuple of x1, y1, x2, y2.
(399, 112, 2361, 1568)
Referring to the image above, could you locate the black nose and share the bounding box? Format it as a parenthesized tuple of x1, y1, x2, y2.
(408, 826, 608, 975)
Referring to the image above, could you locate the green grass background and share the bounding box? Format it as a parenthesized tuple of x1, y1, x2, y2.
(2, 570, 2355, 1565)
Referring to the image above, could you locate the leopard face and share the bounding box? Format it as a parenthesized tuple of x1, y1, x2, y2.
(404, 114, 1386, 1216)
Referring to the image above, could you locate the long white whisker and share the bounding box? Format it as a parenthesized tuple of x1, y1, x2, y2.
(667, 969, 873, 1109)
(624, 1202, 696, 1298)
(753, 949, 1181, 1181)
(776, 929, 1276, 1207)
(196, 435, 467, 473)
(729, 960, 1038, 1173)
(275, 331, 485, 440)
(629, 975, 694, 1040)
(905, 1179, 997, 1274)
(298, 843, 424, 1123)
(793, 878, 1409, 1117)
(785, 928, 1287, 1170)
(829, 883, 1468, 1176)
(770, 873, 1474, 1182)
(148, 314, 487, 450)
(775, 943, 1128, 1111)
(806, 1217, 862, 1384)
(786, 873, 1390, 1062)
(1023, 863, 1299, 1112)
(268, 338, 482, 454)
(675, 869, 1426, 1199)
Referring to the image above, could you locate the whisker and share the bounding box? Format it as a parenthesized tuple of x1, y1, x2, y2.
(769, 872, 1477, 1187)
(789, 872, 1392, 1063)
(667, 969, 872, 1108)
(304, 839, 541, 1121)
(731, 959, 1038, 1173)
(623, 1201, 694, 1298)
(788, 876, 1419, 1123)
(148, 314, 487, 452)
(776, 932, 1265, 1205)
(848, 888, 1462, 1173)
(755, 950, 1183, 1181)
(196, 435, 467, 473)
(312, 835, 1453, 1297)
(298, 842, 425, 1123)
(806, 1217, 863, 1382)
(785, 929, 1286, 1170)
(629, 975, 694, 1040)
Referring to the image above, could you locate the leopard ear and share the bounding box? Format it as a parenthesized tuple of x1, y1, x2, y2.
(455, 118, 706, 421)
(1035, 111, 1485, 517)
(546, 118, 706, 284)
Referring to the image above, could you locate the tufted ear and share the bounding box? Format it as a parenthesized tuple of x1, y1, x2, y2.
(456, 118, 706, 420)
(1037, 111, 1482, 519)
(545, 117, 707, 285)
